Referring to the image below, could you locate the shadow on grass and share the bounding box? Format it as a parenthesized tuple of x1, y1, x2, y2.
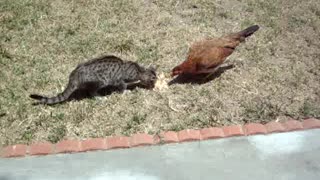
(168, 64, 235, 85)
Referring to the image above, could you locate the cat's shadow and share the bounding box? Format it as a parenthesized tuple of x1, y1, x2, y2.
(168, 64, 235, 85)
(69, 83, 146, 102)
(32, 83, 152, 106)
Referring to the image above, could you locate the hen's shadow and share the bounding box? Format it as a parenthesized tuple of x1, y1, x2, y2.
(168, 64, 235, 85)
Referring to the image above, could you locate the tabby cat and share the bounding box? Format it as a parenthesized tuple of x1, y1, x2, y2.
(30, 55, 157, 105)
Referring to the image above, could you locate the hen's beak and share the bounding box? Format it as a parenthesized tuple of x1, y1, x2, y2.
(170, 71, 177, 78)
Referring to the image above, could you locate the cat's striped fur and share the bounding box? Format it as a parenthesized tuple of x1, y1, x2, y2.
(30, 55, 157, 105)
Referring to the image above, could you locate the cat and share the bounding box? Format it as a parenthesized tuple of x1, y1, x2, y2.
(30, 55, 157, 105)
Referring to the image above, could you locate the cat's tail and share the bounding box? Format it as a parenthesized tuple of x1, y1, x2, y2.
(30, 83, 77, 105)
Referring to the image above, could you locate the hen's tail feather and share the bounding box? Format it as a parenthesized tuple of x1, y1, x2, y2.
(237, 25, 260, 38)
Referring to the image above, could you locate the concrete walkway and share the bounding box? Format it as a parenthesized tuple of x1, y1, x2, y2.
(0, 129, 320, 180)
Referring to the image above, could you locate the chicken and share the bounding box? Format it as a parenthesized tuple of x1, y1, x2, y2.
(171, 25, 260, 77)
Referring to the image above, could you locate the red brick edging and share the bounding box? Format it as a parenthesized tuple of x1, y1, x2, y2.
(1, 118, 320, 158)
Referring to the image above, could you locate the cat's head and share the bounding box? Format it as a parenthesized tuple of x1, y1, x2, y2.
(139, 65, 157, 89)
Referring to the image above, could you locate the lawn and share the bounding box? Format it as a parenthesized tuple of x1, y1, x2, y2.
(0, 0, 319, 146)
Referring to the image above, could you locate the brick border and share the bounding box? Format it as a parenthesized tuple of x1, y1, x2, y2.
(1, 118, 320, 158)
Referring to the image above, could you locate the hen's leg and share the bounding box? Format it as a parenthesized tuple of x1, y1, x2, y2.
(200, 65, 221, 79)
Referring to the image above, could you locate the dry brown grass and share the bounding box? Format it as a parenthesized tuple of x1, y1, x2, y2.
(0, 0, 319, 146)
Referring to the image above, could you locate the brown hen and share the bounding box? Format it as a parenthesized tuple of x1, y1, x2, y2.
(171, 25, 260, 77)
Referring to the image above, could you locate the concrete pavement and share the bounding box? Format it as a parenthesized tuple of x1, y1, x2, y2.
(0, 129, 319, 180)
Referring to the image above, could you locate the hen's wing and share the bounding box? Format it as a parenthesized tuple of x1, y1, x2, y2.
(187, 38, 236, 73)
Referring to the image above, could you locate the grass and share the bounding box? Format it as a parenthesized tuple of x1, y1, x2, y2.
(0, 0, 319, 146)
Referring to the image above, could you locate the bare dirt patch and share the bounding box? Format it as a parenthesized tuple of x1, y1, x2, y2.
(0, 0, 319, 146)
